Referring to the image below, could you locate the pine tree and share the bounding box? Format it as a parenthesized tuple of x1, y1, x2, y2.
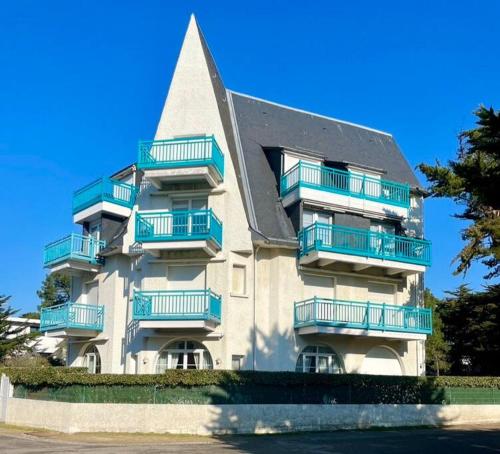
(438, 284, 500, 375)
(0, 295, 37, 361)
(37, 273, 70, 309)
(418, 106, 500, 278)
(423, 289, 450, 376)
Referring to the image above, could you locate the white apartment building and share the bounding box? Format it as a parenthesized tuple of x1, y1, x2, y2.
(7, 317, 62, 357)
(40, 15, 432, 376)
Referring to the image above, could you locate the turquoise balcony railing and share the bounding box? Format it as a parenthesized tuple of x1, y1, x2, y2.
(73, 177, 137, 215)
(299, 222, 431, 266)
(133, 290, 222, 323)
(40, 303, 104, 332)
(137, 135, 224, 179)
(135, 209, 222, 247)
(281, 161, 410, 208)
(294, 298, 432, 335)
(44, 234, 106, 267)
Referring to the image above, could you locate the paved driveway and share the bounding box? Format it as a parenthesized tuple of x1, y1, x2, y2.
(1, 425, 499, 453)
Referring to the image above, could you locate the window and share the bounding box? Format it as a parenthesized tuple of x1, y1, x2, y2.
(370, 220, 396, 236)
(83, 345, 101, 374)
(295, 345, 343, 374)
(303, 209, 333, 248)
(303, 209, 332, 228)
(84, 281, 99, 306)
(231, 355, 244, 370)
(370, 221, 397, 255)
(172, 198, 208, 211)
(368, 281, 395, 305)
(89, 221, 101, 241)
(171, 198, 208, 236)
(231, 264, 246, 296)
(156, 340, 213, 373)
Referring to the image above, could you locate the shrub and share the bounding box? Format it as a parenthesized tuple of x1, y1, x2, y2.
(1, 354, 51, 369)
(2, 368, 500, 389)
(2, 368, 500, 405)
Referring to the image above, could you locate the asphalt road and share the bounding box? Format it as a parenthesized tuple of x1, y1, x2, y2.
(1, 425, 500, 453)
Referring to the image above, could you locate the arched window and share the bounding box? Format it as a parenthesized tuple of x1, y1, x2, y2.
(295, 345, 343, 374)
(156, 340, 213, 373)
(82, 344, 101, 374)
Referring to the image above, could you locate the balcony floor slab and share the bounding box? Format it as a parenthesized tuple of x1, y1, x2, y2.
(73, 201, 132, 224)
(296, 325, 427, 341)
(141, 240, 220, 257)
(283, 186, 408, 219)
(43, 328, 101, 338)
(143, 166, 221, 189)
(138, 319, 219, 331)
(46, 259, 101, 275)
(299, 250, 426, 276)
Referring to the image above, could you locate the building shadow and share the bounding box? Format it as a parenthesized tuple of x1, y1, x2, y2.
(194, 321, 456, 451)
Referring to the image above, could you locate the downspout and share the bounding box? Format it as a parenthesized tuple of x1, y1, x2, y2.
(253, 245, 261, 371)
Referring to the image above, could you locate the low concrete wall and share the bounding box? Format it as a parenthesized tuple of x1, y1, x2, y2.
(5, 398, 500, 434)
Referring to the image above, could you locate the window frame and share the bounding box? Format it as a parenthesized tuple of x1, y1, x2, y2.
(296, 345, 343, 374)
(302, 208, 333, 229)
(230, 263, 248, 297)
(156, 340, 213, 373)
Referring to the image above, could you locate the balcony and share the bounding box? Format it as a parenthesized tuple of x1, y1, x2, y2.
(281, 161, 410, 218)
(44, 234, 106, 274)
(135, 209, 222, 256)
(294, 298, 432, 340)
(133, 289, 221, 331)
(40, 302, 104, 338)
(73, 177, 137, 224)
(299, 223, 431, 275)
(137, 135, 224, 188)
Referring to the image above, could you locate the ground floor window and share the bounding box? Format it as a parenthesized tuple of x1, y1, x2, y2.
(82, 344, 101, 374)
(295, 345, 343, 374)
(156, 340, 213, 373)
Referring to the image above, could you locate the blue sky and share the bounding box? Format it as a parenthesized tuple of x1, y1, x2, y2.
(1, 1, 499, 313)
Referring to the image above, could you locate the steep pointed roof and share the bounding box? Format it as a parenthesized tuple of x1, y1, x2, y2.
(193, 19, 251, 226)
(151, 15, 253, 226)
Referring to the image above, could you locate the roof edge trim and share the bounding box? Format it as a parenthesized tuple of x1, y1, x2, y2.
(228, 90, 393, 137)
(227, 90, 259, 230)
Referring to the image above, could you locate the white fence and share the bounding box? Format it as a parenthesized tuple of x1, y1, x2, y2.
(2, 375, 500, 434)
(0, 374, 14, 423)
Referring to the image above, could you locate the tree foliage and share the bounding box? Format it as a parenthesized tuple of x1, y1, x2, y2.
(0, 295, 38, 361)
(424, 289, 450, 376)
(37, 273, 70, 309)
(438, 284, 500, 375)
(418, 106, 500, 278)
(21, 312, 40, 320)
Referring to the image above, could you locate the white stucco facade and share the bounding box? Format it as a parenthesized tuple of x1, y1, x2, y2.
(43, 15, 430, 378)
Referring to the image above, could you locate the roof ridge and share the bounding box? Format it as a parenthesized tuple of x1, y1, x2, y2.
(228, 90, 393, 137)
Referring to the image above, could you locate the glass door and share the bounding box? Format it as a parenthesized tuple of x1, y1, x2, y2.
(191, 199, 208, 235)
(317, 212, 332, 247)
(172, 200, 189, 236)
(172, 199, 207, 237)
(83, 222, 101, 257)
(370, 222, 396, 256)
(86, 353, 97, 374)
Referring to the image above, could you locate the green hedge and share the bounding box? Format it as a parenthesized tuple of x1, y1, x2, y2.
(2, 368, 500, 388)
(3, 368, 500, 405)
(0, 366, 87, 379)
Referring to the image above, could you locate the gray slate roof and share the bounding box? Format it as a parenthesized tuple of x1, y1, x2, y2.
(229, 91, 421, 244)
